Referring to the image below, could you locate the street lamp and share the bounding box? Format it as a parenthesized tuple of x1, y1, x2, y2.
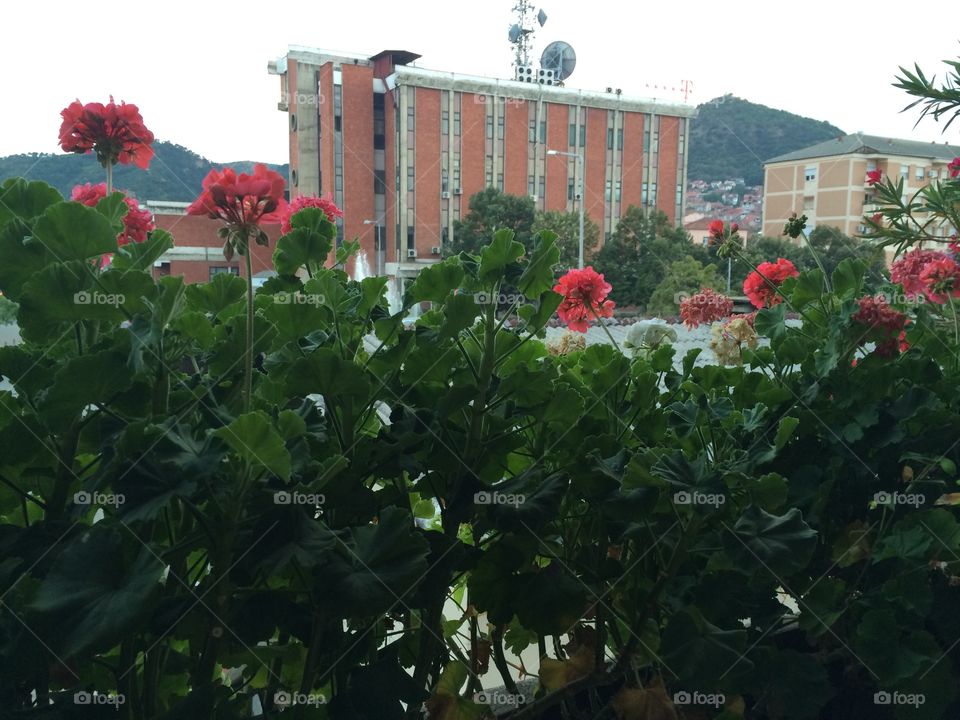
(363, 218, 384, 276)
(547, 148, 585, 269)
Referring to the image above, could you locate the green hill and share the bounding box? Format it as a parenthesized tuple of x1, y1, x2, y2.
(689, 95, 844, 185)
(0, 141, 289, 202)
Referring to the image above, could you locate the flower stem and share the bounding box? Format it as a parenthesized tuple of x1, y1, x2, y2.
(243, 237, 254, 412)
(105, 162, 113, 195)
(800, 229, 832, 293)
(588, 305, 621, 352)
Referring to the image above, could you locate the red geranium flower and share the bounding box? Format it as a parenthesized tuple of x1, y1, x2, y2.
(187, 164, 288, 228)
(918, 256, 960, 304)
(743, 258, 799, 309)
(553, 266, 615, 333)
(866, 169, 883, 186)
(949, 158, 960, 178)
(679, 288, 733, 329)
(70, 182, 155, 245)
(280, 193, 343, 234)
(708, 219, 725, 241)
(59, 97, 154, 169)
(890, 249, 948, 299)
(851, 294, 909, 358)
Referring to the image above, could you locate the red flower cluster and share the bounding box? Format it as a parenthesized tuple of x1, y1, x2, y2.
(949, 157, 960, 178)
(890, 249, 947, 299)
(553, 266, 615, 333)
(70, 183, 154, 245)
(708, 220, 724, 242)
(679, 287, 733, 328)
(280, 193, 343, 234)
(187, 164, 288, 228)
(743, 258, 799, 309)
(918, 256, 960, 304)
(851, 295, 910, 358)
(866, 169, 883, 186)
(59, 97, 154, 169)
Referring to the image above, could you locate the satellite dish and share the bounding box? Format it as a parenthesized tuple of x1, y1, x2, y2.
(508, 24, 522, 43)
(537, 8, 547, 26)
(540, 41, 576, 81)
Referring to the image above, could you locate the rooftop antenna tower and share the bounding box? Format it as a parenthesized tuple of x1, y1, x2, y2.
(509, 1, 548, 78)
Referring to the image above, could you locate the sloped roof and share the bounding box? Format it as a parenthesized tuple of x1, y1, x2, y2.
(765, 133, 960, 164)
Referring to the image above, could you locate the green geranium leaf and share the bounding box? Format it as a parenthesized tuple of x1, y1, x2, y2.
(111, 228, 174, 271)
(273, 221, 334, 275)
(518, 231, 560, 297)
(214, 411, 291, 480)
(723, 506, 817, 576)
(832, 258, 866, 298)
(407, 259, 464, 304)
(31, 526, 164, 656)
(38, 349, 135, 432)
(185, 271, 246, 316)
(30, 201, 118, 261)
(478, 228, 525, 284)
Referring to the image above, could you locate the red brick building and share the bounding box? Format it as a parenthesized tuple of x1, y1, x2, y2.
(268, 46, 695, 289)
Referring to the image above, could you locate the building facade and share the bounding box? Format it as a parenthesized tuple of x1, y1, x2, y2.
(762, 134, 960, 238)
(268, 46, 695, 285)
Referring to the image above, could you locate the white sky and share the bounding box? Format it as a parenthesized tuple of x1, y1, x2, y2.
(2, 0, 959, 165)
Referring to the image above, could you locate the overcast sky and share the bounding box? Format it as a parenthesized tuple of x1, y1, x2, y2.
(2, 0, 959, 166)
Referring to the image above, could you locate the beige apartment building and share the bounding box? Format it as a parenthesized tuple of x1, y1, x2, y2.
(762, 133, 960, 238)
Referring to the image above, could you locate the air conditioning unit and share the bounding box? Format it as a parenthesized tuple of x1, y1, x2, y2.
(530, 194, 538, 201)
(454, 188, 462, 195)
(407, 249, 417, 258)
(431, 246, 441, 255)
(574, 192, 582, 201)
(441, 191, 451, 199)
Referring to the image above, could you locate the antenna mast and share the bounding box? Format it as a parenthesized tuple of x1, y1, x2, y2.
(509, 0, 546, 71)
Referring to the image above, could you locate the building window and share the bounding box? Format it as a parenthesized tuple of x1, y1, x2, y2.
(539, 120, 547, 144)
(528, 174, 535, 195)
(454, 111, 461, 135)
(617, 128, 624, 151)
(641, 182, 648, 204)
(652, 130, 659, 153)
(616, 180, 622, 202)
(407, 166, 415, 189)
(497, 173, 504, 191)
(334, 116, 342, 132)
(336, 221, 344, 248)
(677, 132, 683, 155)
(209, 266, 239, 279)
(538, 175, 545, 199)
(866, 160, 877, 172)
(916, 166, 925, 181)
(568, 123, 576, 146)
(486, 116, 493, 139)
(900, 164, 909, 179)
(605, 179, 612, 201)
(442, 169, 449, 193)
(650, 183, 657, 204)
(568, 178, 575, 200)
(442, 110, 449, 135)
(441, 227, 449, 244)
(529, 120, 537, 144)
(579, 125, 586, 146)
(335, 169, 343, 192)
(407, 106, 415, 131)
(374, 170, 387, 195)
(643, 128, 650, 153)
(675, 183, 682, 206)
(486, 170, 493, 187)
(497, 114, 505, 135)
(804, 165, 816, 182)
(607, 128, 614, 151)
(407, 226, 415, 250)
